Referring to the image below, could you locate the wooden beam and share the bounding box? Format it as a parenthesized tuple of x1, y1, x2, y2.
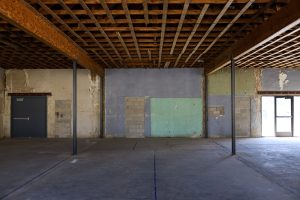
(99, 0, 116, 24)
(206, 0, 300, 74)
(58, 0, 118, 68)
(30, 0, 286, 5)
(158, 0, 168, 67)
(37, 8, 277, 16)
(37, 0, 88, 46)
(143, 0, 149, 26)
(122, 0, 142, 62)
(190, 0, 254, 66)
(41, 18, 261, 25)
(116, 31, 131, 59)
(185, 0, 233, 64)
(0, 0, 103, 75)
(238, 27, 300, 66)
(79, 0, 123, 65)
(174, 4, 209, 67)
(170, 0, 190, 55)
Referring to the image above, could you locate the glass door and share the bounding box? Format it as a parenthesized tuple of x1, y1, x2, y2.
(275, 96, 293, 137)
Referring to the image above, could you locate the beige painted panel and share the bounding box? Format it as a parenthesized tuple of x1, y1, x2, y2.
(4, 69, 100, 138)
(55, 100, 71, 138)
(125, 97, 145, 138)
(236, 96, 251, 137)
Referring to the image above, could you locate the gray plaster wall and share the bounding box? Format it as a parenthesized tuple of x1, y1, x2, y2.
(0, 68, 5, 138)
(261, 68, 300, 91)
(3, 69, 101, 138)
(105, 68, 203, 137)
(207, 68, 259, 137)
(207, 95, 231, 137)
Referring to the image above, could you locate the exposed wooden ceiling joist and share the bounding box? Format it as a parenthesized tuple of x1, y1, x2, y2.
(0, 0, 292, 70)
(0, 0, 104, 75)
(28, 0, 287, 4)
(206, 0, 300, 74)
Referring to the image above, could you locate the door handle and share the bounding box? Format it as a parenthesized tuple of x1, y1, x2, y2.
(13, 117, 30, 120)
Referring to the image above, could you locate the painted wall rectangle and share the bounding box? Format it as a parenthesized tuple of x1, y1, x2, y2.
(105, 68, 203, 137)
(151, 98, 202, 137)
(125, 97, 145, 138)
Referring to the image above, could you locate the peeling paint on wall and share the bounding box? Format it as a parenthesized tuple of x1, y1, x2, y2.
(278, 71, 289, 91)
(4, 69, 101, 138)
(251, 68, 262, 137)
(55, 100, 71, 138)
(208, 106, 224, 119)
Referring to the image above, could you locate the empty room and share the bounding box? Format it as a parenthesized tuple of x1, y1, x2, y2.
(0, 0, 300, 199)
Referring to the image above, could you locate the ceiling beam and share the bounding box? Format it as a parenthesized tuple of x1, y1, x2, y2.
(184, 0, 233, 64)
(99, 0, 116, 24)
(170, 0, 190, 55)
(143, 0, 149, 26)
(122, 0, 142, 63)
(206, 0, 300, 74)
(30, 0, 286, 4)
(158, 0, 168, 67)
(79, 0, 123, 65)
(0, 0, 104, 76)
(190, 0, 254, 66)
(174, 4, 209, 67)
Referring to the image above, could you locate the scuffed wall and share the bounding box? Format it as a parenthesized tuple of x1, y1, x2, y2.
(261, 68, 300, 91)
(4, 69, 100, 138)
(207, 67, 259, 137)
(105, 68, 203, 137)
(0, 68, 5, 138)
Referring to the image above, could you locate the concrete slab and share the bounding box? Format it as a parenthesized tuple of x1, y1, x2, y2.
(0, 138, 299, 200)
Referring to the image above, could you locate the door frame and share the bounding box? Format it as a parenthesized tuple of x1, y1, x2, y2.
(11, 95, 48, 138)
(274, 96, 293, 137)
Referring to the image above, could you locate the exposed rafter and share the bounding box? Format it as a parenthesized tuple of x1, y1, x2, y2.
(158, 0, 168, 68)
(184, 0, 233, 64)
(206, 0, 300, 74)
(191, 0, 255, 66)
(122, 0, 142, 63)
(170, 0, 190, 55)
(0, 0, 103, 75)
(174, 4, 209, 67)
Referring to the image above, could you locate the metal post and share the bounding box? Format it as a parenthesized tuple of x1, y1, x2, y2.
(231, 56, 236, 155)
(72, 60, 77, 155)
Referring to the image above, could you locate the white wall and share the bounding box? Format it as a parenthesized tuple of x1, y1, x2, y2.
(3, 69, 101, 138)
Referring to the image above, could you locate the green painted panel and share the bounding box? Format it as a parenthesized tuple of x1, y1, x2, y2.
(151, 98, 202, 137)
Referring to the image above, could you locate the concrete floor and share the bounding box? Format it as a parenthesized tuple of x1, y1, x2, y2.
(0, 138, 300, 200)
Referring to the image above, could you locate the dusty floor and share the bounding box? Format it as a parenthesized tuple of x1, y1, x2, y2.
(0, 138, 299, 200)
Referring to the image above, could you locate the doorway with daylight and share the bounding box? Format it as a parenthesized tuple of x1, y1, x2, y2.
(262, 96, 300, 137)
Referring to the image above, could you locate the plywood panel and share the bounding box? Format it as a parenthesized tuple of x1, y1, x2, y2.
(151, 98, 202, 137)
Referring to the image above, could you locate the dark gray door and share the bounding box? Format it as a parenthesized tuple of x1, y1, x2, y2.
(11, 96, 47, 138)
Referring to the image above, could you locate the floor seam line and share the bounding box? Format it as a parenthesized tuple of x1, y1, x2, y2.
(0, 157, 69, 200)
(213, 140, 300, 199)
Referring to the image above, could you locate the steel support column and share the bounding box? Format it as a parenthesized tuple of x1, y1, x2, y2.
(231, 56, 236, 155)
(72, 61, 77, 155)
